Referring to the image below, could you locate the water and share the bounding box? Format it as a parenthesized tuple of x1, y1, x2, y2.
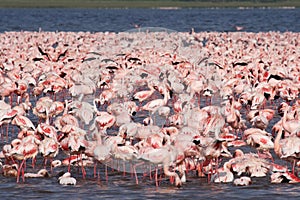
(0, 8, 299, 33)
(0, 7, 299, 200)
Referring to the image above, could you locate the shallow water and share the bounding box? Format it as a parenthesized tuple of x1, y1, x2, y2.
(0, 8, 299, 33)
(0, 7, 299, 200)
(0, 92, 299, 200)
(0, 168, 299, 200)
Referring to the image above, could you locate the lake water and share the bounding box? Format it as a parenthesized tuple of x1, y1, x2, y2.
(0, 7, 299, 33)
(0, 7, 299, 200)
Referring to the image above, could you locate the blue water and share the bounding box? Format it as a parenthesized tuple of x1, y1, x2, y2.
(0, 8, 299, 33)
(0, 7, 299, 200)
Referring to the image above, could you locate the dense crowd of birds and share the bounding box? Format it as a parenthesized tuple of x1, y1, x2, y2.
(0, 30, 299, 187)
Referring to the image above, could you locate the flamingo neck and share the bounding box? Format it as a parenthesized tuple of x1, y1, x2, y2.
(274, 128, 283, 157)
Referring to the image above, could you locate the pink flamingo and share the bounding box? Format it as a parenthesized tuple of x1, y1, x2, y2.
(244, 128, 274, 160)
(141, 89, 170, 114)
(2, 164, 18, 177)
(274, 128, 300, 174)
(133, 88, 155, 105)
(138, 145, 183, 187)
(94, 111, 116, 133)
(24, 169, 49, 178)
(281, 106, 300, 135)
(229, 149, 270, 177)
(58, 172, 77, 185)
(11, 115, 36, 131)
(233, 176, 252, 186)
(271, 171, 300, 184)
(39, 137, 60, 169)
(211, 162, 234, 183)
(8, 135, 41, 182)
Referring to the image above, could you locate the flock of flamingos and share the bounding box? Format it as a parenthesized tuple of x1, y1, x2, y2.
(0, 29, 299, 187)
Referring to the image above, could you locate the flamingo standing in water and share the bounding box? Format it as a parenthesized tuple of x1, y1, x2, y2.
(274, 128, 300, 174)
(133, 87, 155, 106)
(211, 162, 234, 183)
(244, 128, 274, 160)
(271, 171, 300, 184)
(281, 106, 300, 136)
(8, 135, 41, 182)
(11, 115, 36, 131)
(141, 88, 170, 115)
(39, 137, 60, 170)
(138, 145, 183, 187)
(229, 149, 270, 177)
(93, 111, 116, 134)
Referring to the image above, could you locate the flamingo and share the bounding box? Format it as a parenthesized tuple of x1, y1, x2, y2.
(274, 128, 300, 174)
(233, 176, 252, 186)
(211, 162, 234, 183)
(58, 172, 77, 185)
(229, 149, 270, 177)
(247, 109, 275, 130)
(93, 111, 116, 133)
(2, 164, 18, 177)
(111, 141, 140, 184)
(138, 145, 183, 187)
(95, 88, 115, 106)
(24, 169, 49, 178)
(36, 123, 58, 139)
(85, 133, 112, 179)
(68, 100, 95, 126)
(133, 88, 155, 105)
(281, 106, 300, 136)
(203, 112, 225, 139)
(11, 115, 36, 131)
(118, 122, 142, 140)
(157, 106, 171, 127)
(141, 90, 170, 115)
(8, 135, 41, 182)
(33, 96, 53, 122)
(39, 137, 60, 169)
(14, 79, 29, 104)
(271, 171, 300, 184)
(244, 128, 274, 161)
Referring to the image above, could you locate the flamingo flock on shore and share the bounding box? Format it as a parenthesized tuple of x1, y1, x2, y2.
(0, 30, 299, 187)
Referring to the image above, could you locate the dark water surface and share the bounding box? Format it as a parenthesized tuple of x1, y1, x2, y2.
(0, 8, 299, 33)
(0, 7, 299, 200)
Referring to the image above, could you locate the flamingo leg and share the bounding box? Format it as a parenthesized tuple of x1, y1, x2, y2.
(94, 161, 97, 178)
(133, 164, 139, 185)
(105, 164, 108, 182)
(16, 159, 26, 183)
(155, 167, 158, 187)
